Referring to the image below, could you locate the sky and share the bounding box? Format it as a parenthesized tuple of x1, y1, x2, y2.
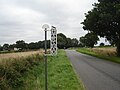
(0, 0, 110, 45)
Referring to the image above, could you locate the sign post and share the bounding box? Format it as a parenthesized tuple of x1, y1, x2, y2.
(42, 24, 49, 90)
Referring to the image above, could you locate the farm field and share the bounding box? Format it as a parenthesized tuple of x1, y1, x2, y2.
(77, 47, 120, 63)
(91, 47, 116, 56)
(0, 50, 43, 60)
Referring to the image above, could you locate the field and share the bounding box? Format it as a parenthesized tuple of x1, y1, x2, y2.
(0, 50, 84, 90)
(91, 47, 116, 56)
(0, 50, 43, 60)
(0, 50, 43, 65)
(77, 47, 120, 63)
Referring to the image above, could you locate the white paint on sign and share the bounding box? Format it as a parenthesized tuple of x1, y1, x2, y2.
(51, 26, 57, 55)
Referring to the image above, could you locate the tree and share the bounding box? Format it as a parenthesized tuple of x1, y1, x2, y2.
(9, 44, 16, 50)
(79, 33, 99, 48)
(16, 40, 27, 50)
(3, 44, 9, 50)
(82, 0, 120, 56)
(28, 42, 38, 49)
(57, 33, 67, 49)
(79, 36, 86, 47)
(66, 38, 72, 48)
(71, 38, 79, 47)
(0, 45, 3, 51)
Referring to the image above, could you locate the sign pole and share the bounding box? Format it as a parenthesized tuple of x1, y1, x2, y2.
(45, 28, 48, 90)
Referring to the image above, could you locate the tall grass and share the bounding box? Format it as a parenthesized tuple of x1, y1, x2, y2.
(77, 48, 120, 63)
(0, 53, 43, 90)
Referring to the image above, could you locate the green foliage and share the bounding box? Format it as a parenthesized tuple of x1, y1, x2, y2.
(57, 33, 67, 49)
(82, 0, 120, 56)
(18, 50, 85, 90)
(16, 40, 28, 50)
(0, 54, 43, 90)
(80, 32, 99, 48)
(57, 33, 79, 49)
(48, 50, 84, 90)
(71, 38, 79, 47)
(3, 44, 9, 51)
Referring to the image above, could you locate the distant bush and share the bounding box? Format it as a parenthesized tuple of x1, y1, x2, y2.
(0, 54, 43, 90)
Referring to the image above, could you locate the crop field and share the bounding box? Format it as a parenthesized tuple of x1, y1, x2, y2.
(0, 50, 44, 65)
(91, 47, 116, 56)
(0, 50, 43, 60)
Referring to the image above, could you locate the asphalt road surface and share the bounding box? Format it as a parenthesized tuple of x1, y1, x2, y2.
(66, 50, 120, 90)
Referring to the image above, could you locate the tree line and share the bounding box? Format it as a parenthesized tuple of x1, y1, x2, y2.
(0, 40, 50, 51)
(0, 33, 101, 51)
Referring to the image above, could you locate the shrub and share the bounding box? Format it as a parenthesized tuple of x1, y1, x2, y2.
(0, 54, 43, 90)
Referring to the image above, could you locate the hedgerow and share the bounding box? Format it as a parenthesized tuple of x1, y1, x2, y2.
(0, 54, 43, 90)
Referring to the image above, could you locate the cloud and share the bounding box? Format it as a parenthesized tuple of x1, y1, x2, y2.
(0, 0, 99, 45)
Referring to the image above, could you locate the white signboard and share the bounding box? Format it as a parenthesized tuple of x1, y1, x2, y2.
(51, 26, 57, 55)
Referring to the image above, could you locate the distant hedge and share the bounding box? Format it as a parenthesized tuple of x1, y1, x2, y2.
(0, 54, 43, 90)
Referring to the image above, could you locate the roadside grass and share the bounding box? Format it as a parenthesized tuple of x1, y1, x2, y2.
(76, 48, 120, 64)
(0, 53, 43, 90)
(20, 50, 85, 90)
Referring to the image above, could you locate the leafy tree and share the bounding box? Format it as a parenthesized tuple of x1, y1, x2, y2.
(79, 33, 99, 48)
(28, 42, 37, 49)
(0, 45, 3, 51)
(9, 44, 16, 50)
(57, 33, 67, 49)
(71, 38, 79, 47)
(3, 44, 9, 50)
(16, 40, 27, 50)
(66, 38, 72, 48)
(82, 0, 120, 56)
(79, 36, 86, 47)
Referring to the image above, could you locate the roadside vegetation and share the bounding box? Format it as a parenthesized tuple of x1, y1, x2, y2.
(21, 50, 84, 90)
(0, 50, 84, 90)
(0, 52, 43, 90)
(77, 47, 120, 64)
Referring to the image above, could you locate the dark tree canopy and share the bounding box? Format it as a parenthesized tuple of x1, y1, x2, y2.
(82, 0, 120, 56)
(16, 40, 27, 50)
(71, 38, 79, 47)
(57, 33, 67, 49)
(3, 44, 9, 50)
(79, 33, 99, 48)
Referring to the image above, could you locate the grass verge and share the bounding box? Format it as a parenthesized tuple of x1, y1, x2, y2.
(20, 50, 84, 90)
(0, 54, 43, 90)
(76, 48, 120, 64)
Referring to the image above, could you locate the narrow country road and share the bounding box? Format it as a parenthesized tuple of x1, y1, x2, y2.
(66, 50, 120, 90)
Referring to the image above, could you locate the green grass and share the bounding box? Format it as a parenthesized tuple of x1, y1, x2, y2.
(20, 50, 85, 90)
(77, 48, 120, 64)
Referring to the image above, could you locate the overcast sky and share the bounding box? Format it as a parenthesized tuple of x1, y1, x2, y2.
(0, 0, 110, 45)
